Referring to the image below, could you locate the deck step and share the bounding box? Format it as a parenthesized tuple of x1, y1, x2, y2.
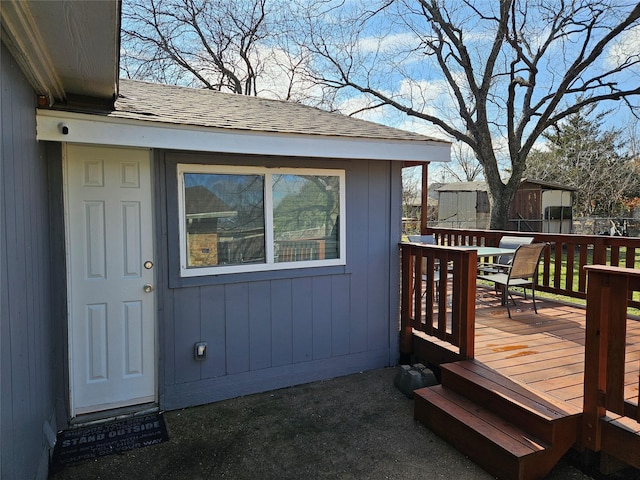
(440, 360, 580, 445)
(414, 360, 581, 480)
(415, 386, 551, 480)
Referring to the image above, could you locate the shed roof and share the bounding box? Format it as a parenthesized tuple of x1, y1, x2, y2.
(520, 178, 577, 191)
(437, 179, 575, 192)
(437, 181, 489, 192)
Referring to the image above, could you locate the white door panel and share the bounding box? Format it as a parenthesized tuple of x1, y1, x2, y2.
(65, 144, 156, 416)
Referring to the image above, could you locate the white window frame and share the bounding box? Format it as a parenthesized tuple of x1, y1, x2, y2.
(177, 164, 346, 277)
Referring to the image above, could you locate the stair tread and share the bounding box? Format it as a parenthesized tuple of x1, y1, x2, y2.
(443, 360, 582, 420)
(416, 385, 548, 457)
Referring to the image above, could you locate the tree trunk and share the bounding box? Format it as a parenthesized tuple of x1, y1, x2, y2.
(487, 178, 521, 230)
(489, 191, 511, 230)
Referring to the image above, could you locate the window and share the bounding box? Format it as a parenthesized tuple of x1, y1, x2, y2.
(178, 164, 345, 276)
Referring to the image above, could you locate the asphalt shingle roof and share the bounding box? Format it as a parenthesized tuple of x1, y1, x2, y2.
(113, 79, 446, 145)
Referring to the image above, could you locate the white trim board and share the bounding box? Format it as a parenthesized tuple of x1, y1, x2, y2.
(37, 109, 451, 163)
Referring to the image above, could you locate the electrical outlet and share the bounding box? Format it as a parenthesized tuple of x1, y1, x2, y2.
(194, 342, 207, 360)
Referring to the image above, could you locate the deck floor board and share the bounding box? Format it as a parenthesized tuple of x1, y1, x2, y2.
(472, 287, 640, 410)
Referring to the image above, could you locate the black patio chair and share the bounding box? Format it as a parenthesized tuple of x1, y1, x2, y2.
(477, 242, 548, 318)
(477, 235, 535, 275)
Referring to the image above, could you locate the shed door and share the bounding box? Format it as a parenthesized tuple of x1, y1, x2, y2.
(65, 145, 156, 416)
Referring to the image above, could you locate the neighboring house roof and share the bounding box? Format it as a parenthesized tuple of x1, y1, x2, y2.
(519, 178, 577, 191)
(184, 186, 235, 217)
(406, 194, 438, 207)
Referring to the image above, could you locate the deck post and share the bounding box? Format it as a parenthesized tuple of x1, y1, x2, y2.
(457, 250, 476, 359)
(582, 266, 631, 451)
(420, 163, 429, 235)
(400, 245, 413, 358)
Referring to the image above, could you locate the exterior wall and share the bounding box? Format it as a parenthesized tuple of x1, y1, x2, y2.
(156, 151, 401, 410)
(0, 42, 56, 480)
(510, 184, 541, 220)
(508, 183, 573, 233)
(541, 190, 573, 234)
(437, 191, 488, 229)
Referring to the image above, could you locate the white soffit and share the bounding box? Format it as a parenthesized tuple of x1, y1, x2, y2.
(0, 0, 119, 102)
(37, 110, 451, 163)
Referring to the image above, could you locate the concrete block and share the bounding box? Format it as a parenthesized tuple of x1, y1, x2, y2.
(393, 364, 439, 398)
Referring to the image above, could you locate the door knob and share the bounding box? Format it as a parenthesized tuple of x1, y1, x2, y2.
(143, 283, 154, 293)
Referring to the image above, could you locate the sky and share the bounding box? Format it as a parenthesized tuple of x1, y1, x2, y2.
(317, 1, 640, 182)
(122, 0, 640, 183)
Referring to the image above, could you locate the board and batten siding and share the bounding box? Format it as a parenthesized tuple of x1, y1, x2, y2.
(157, 152, 401, 410)
(0, 42, 57, 480)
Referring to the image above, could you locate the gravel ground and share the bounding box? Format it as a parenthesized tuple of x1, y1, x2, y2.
(49, 367, 597, 480)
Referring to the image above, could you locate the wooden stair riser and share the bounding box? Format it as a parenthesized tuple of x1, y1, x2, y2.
(414, 360, 584, 480)
(414, 389, 550, 480)
(440, 362, 581, 448)
(440, 367, 558, 444)
(600, 417, 640, 470)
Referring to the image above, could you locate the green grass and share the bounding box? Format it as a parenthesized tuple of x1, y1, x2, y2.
(540, 246, 640, 303)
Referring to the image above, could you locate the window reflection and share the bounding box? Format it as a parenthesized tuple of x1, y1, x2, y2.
(272, 174, 340, 262)
(184, 173, 265, 268)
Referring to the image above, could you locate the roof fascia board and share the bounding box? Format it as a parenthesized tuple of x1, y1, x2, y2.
(0, 1, 65, 102)
(36, 110, 451, 162)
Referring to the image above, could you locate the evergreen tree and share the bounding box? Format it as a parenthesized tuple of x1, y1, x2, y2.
(526, 105, 638, 217)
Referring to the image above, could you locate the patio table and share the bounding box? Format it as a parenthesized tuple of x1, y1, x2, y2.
(456, 246, 516, 258)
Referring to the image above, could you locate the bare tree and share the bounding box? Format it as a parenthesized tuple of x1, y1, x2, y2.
(297, 0, 640, 229)
(121, 0, 341, 106)
(442, 142, 483, 182)
(122, 0, 273, 95)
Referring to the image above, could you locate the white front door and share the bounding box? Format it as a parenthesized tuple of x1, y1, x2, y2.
(65, 144, 156, 417)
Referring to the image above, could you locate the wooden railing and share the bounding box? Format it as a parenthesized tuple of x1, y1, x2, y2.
(400, 243, 478, 360)
(582, 265, 640, 455)
(426, 227, 640, 309)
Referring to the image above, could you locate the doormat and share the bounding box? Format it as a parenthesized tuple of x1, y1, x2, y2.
(51, 413, 169, 467)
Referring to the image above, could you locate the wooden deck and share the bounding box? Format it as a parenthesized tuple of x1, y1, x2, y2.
(400, 234, 640, 478)
(411, 285, 640, 479)
(472, 287, 640, 411)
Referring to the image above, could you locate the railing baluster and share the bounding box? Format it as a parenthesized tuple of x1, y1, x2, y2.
(566, 243, 575, 291)
(413, 248, 423, 329)
(578, 243, 588, 292)
(400, 246, 413, 357)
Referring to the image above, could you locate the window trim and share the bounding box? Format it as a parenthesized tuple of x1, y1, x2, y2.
(177, 163, 346, 277)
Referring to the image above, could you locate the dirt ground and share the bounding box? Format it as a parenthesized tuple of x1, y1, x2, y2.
(49, 367, 597, 480)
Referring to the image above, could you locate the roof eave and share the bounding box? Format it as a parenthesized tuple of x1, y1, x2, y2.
(0, 0, 120, 104)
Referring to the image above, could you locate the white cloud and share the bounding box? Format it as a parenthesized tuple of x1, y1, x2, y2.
(253, 45, 325, 101)
(357, 32, 417, 55)
(607, 25, 640, 69)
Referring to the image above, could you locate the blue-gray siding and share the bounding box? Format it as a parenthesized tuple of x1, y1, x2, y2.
(0, 43, 56, 480)
(157, 152, 401, 410)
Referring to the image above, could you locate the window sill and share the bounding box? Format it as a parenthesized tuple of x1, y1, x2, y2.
(168, 264, 351, 289)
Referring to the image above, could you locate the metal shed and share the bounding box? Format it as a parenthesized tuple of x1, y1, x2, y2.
(436, 179, 575, 232)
